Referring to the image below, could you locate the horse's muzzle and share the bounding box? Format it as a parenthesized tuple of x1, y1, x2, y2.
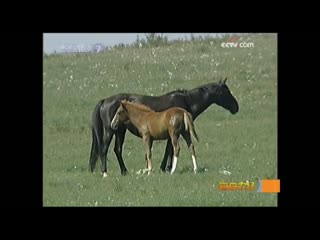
(230, 104, 239, 114)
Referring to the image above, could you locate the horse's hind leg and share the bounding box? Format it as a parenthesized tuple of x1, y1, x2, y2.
(89, 128, 99, 172)
(100, 128, 114, 177)
(170, 134, 180, 175)
(114, 126, 128, 176)
(181, 131, 197, 173)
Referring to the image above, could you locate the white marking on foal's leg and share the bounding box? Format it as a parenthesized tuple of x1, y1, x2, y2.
(103, 172, 108, 178)
(192, 155, 197, 173)
(171, 156, 178, 175)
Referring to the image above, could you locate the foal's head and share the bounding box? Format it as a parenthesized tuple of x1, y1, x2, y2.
(111, 100, 129, 130)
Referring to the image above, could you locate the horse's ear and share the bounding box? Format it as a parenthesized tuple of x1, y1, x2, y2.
(223, 77, 227, 85)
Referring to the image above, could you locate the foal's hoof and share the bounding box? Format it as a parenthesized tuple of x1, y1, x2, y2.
(121, 170, 128, 176)
(142, 168, 150, 174)
(102, 172, 108, 178)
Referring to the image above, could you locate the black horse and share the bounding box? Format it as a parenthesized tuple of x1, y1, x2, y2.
(89, 78, 239, 177)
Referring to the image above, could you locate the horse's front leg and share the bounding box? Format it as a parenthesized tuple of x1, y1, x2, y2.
(160, 139, 173, 172)
(143, 135, 153, 175)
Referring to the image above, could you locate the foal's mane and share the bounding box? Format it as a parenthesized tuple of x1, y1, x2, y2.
(124, 101, 154, 112)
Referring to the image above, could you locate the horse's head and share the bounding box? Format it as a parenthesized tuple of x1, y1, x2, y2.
(111, 100, 130, 130)
(211, 78, 239, 114)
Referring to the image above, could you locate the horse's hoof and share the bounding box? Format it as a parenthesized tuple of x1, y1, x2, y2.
(121, 170, 128, 176)
(103, 172, 108, 177)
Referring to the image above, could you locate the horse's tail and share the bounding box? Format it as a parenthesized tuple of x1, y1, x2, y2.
(184, 112, 199, 142)
(89, 99, 104, 172)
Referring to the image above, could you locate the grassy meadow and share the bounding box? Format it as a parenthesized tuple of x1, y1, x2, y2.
(43, 34, 277, 206)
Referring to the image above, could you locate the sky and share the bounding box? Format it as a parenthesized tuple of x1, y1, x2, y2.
(43, 33, 224, 54)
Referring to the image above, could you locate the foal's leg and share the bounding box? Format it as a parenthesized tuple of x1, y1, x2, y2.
(181, 131, 197, 173)
(113, 126, 128, 176)
(143, 135, 153, 175)
(144, 153, 148, 170)
(141, 153, 148, 175)
(170, 134, 180, 175)
(143, 142, 152, 173)
(101, 128, 114, 177)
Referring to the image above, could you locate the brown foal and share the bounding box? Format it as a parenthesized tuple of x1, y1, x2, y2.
(111, 100, 199, 175)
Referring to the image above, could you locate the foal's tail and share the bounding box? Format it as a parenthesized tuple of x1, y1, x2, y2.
(183, 112, 199, 142)
(89, 99, 104, 172)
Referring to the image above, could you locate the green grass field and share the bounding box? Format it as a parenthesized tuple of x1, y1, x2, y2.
(43, 33, 277, 206)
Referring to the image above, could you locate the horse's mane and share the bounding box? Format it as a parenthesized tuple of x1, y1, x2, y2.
(175, 89, 188, 94)
(165, 89, 188, 95)
(124, 101, 154, 112)
(187, 82, 223, 96)
(194, 82, 219, 91)
(166, 82, 220, 96)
